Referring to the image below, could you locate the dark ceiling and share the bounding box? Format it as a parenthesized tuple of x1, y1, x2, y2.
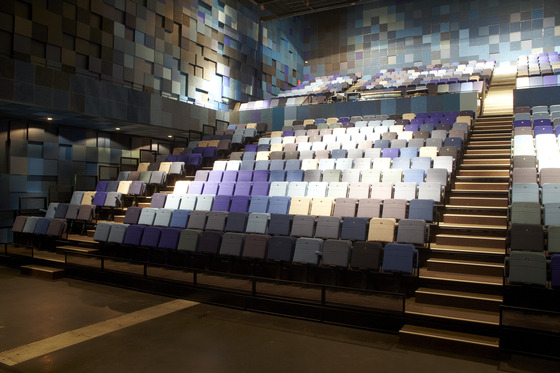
(253, 0, 372, 21)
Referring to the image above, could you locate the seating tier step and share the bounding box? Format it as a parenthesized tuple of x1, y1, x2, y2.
(434, 234, 506, 249)
(437, 222, 508, 232)
(426, 258, 504, 277)
(399, 325, 499, 352)
(405, 297, 500, 325)
(467, 140, 511, 148)
(442, 213, 507, 226)
(414, 288, 502, 312)
(452, 181, 509, 191)
(21, 264, 64, 279)
(419, 268, 503, 287)
(448, 196, 508, 207)
(57, 245, 99, 254)
(429, 243, 505, 256)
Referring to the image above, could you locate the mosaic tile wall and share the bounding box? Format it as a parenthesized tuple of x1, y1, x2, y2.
(0, 0, 302, 111)
(302, 0, 560, 80)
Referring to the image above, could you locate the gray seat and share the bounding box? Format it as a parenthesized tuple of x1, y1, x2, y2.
(321, 239, 351, 267)
(507, 251, 547, 286)
(186, 210, 208, 230)
(395, 219, 427, 245)
(107, 224, 128, 244)
(314, 216, 341, 239)
(219, 232, 245, 256)
(177, 229, 201, 252)
(290, 215, 316, 238)
(137, 207, 157, 225)
(245, 212, 270, 234)
(93, 222, 113, 242)
(292, 237, 323, 265)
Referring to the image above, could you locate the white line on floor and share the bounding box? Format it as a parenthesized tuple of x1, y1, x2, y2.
(0, 299, 198, 366)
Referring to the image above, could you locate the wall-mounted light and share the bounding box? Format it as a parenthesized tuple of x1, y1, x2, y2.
(46, 117, 53, 121)
(115, 127, 121, 131)
(168, 135, 173, 138)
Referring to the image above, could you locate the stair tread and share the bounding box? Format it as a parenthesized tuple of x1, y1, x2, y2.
(406, 298, 500, 325)
(437, 222, 507, 230)
(20, 264, 64, 273)
(400, 325, 500, 347)
(427, 258, 504, 268)
(429, 243, 505, 255)
(416, 287, 503, 302)
(443, 213, 507, 218)
(445, 205, 508, 211)
(419, 268, 503, 286)
(58, 245, 99, 253)
(435, 233, 506, 240)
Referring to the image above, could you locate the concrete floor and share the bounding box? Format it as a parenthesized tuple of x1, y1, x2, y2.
(0, 265, 558, 373)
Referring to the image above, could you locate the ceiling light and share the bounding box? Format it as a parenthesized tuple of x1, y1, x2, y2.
(115, 127, 120, 131)
(46, 117, 53, 121)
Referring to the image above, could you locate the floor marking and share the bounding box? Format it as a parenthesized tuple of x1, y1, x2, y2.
(0, 299, 198, 366)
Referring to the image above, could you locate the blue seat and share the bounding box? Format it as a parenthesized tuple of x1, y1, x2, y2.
(292, 237, 323, 265)
(169, 210, 190, 228)
(408, 199, 435, 222)
(266, 236, 296, 262)
(248, 196, 270, 213)
(268, 196, 291, 214)
(382, 243, 418, 274)
(267, 214, 293, 235)
(340, 217, 368, 241)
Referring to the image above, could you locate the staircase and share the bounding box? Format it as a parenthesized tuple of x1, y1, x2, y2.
(400, 115, 513, 354)
(482, 66, 516, 116)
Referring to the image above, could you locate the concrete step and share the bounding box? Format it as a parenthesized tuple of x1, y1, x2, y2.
(414, 287, 502, 312)
(399, 325, 500, 353)
(426, 258, 504, 277)
(435, 234, 506, 249)
(20, 264, 64, 280)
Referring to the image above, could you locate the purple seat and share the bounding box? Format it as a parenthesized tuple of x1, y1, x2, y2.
(202, 146, 217, 159)
(202, 181, 219, 195)
(188, 181, 205, 195)
(96, 181, 109, 192)
(230, 195, 250, 213)
(251, 181, 270, 196)
(141, 226, 162, 248)
(123, 206, 142, 224)
(404, 124, 419, 132)
(150, 193, 167, 208)
(128, 181, 146, 195)
(234, 182, 253, 196)
(253, 170, 270, 182)
(237, 170, 254, 181)
(212, 195, 232, 211)
(217, 181, 236, 196)
(92, 192, 107, 206)
(245, 144, 258, 152)
(158, 227, 182, 250)
(410, 118, 424, 125)
(123, 224, 145, 246)
(207, 170, 224, 182)
(382, 148, 400, 159)
(534, 125, 553, 136)
(513, 120, 531, 127)
(222, 170, 238, 182)
(186, 154, 203, 166)
(534, 119, 552, 127)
